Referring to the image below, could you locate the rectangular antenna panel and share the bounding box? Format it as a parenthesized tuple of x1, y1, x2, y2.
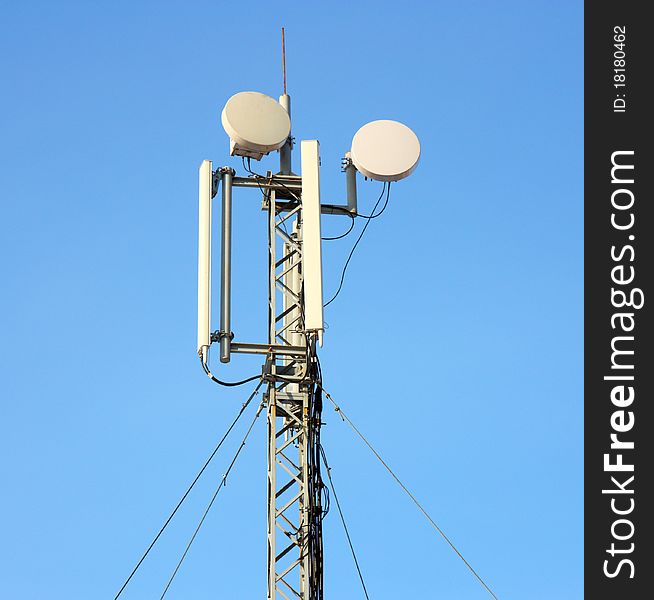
(300, 141, 324, 338)
(197, 160, 212, 360)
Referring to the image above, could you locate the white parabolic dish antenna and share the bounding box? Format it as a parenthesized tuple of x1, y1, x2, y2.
(221, 91, 291, 157)
(350, 120, 420, 182)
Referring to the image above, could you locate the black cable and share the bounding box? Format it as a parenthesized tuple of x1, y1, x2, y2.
(304, 344, 323, 598)
(113, 380, 264, 599)
(244, 157, 302, 203)
(243, 157, 274, 199)
(322, 185, 390, 220)
(353, 183, 392, 220)
(243, 157, 297, 246)
(324, 182, 390, 308)
(201, 356, 262, 387)
(320, 444, 370, 600)
(317, 379, 500, 600)
(160, 399, 265, 598)
(243, 157, 357, 242)
(322, 211, 355, 241)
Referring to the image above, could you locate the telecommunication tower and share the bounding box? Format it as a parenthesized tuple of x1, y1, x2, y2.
(196, 30, 420, 600)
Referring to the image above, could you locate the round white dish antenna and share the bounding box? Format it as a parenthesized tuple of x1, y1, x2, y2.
(350, 120, 420, 182)
(221, 91, 291, 160)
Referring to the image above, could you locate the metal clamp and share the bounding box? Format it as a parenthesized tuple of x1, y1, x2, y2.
(211, 330, 234, 343)
(211, 170, 220, 198)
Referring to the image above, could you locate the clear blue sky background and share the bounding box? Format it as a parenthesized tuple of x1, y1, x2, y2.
(0, 1, 583, 598)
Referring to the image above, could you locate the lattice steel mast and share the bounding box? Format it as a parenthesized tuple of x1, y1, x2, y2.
(264, 176, 324, 599)
(196, 29, 419, 600)
(200, 163, 328, 599)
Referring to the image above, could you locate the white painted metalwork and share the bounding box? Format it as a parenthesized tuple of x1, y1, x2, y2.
(197, 160, 212, 363)
(300, 141, 324, 338)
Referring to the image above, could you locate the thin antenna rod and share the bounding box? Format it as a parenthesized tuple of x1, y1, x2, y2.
(279, 26, 291, 174)
(281, 27, 287, 95)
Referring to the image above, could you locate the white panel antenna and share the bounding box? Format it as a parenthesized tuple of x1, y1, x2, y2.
(197, 160, 212, 363)
(300, 140, 324, 342)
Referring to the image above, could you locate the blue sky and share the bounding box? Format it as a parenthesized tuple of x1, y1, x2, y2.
(0, 1, 583, 598)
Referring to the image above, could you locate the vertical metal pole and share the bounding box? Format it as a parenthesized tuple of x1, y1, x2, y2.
(281, 27, 287, 96)
(300, 387, 311, 596)
(279, 94, 292, 175)
(289, 220, 302, 350)
(294, 218, 310, 598)
(279, 28, 292, 176)
(267, 389, 277, 600)
(345, 151, 358, 214)
(267, 190, 278, 600)
(219, 167, 235, 363)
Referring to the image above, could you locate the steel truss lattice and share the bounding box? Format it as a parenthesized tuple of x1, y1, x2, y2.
(265, 183, 322, 600)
